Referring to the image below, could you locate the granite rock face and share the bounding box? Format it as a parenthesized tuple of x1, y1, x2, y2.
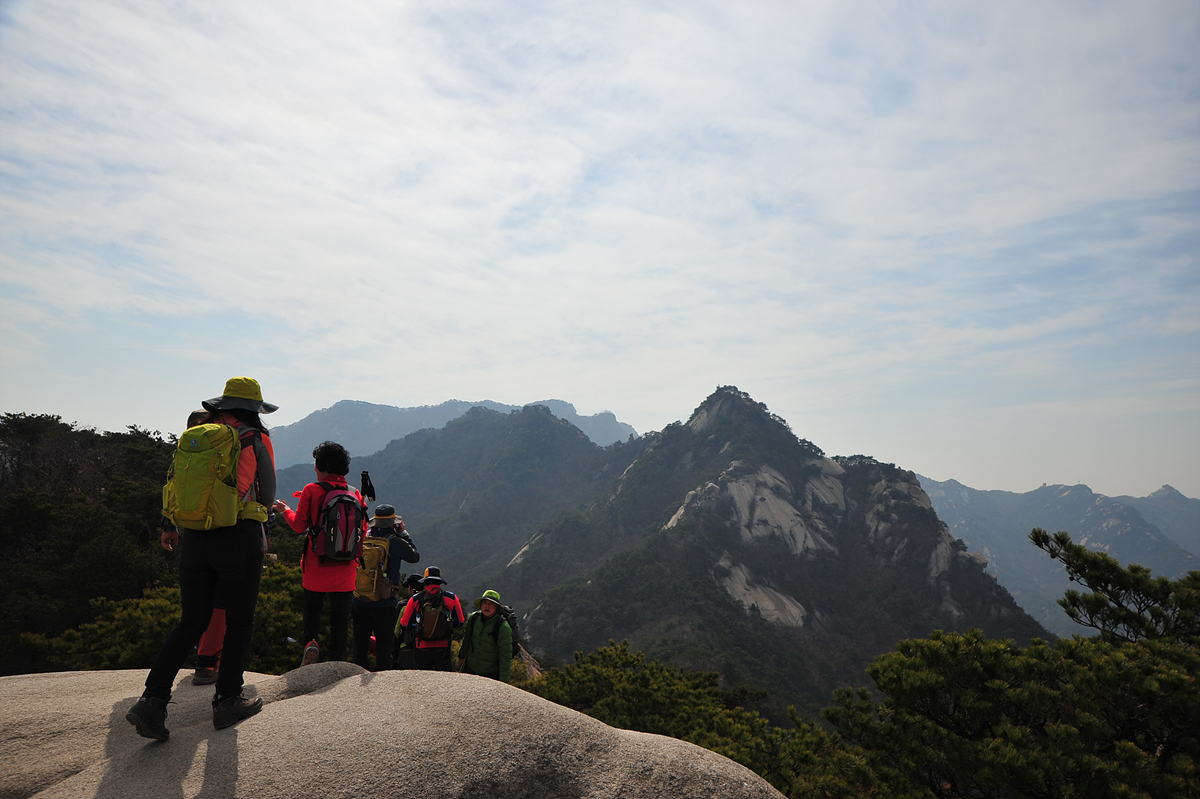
(656, 396, 1033, 638)
(0, 664, 782, 799)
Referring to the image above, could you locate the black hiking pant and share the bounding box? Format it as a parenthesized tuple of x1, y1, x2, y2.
(393, 644, 416, 669)
(351, 603, 397, 671)
(302, 589, 351, 661)
(144, 520, 264, 703)
(392, 626, 416, 669)
(415, 645, 453, 671)
(461, 662, 501, 680)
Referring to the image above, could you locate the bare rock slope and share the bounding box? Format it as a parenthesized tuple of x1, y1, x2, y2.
(1, 663, 781, 799)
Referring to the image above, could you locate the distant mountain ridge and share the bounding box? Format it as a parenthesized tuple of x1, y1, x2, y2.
(1113, 485, 1200, 557)
(269, 398, 637, 467)
(275, 388, 1047, 720)
(916, 476, 1199, 637)
(277, 403, 618, 592)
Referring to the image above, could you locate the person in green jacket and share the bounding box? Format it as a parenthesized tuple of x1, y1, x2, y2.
(457, 589, 512, 683)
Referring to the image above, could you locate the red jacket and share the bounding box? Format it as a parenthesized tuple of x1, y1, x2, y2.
(398, 587, 465, 649)
(281, 476, 362, 593)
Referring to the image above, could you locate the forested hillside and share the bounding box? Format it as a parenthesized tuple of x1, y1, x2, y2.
(0, 413, 175, 675)
(919, 476, 1198, 636)
(523, 536, 1199, 798)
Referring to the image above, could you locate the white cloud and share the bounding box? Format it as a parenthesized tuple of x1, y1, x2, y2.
(0, 0, 1197, 497)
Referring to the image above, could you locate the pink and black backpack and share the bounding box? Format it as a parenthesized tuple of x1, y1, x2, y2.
(309, 482, 367, 563)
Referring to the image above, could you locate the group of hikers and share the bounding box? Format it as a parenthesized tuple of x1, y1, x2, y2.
(126, 377, 515, 742)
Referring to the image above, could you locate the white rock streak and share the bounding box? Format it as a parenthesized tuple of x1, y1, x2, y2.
(714, 553, 808, 628)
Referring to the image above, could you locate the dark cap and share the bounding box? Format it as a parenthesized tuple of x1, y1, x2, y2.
(370, 504, 399, 529)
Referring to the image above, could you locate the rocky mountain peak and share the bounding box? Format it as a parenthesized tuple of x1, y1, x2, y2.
(687, 386, 754, 432)
(684, 386, 825, 461)
(1148, 484, 1185, 500)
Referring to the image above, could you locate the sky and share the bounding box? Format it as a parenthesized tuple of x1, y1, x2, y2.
(1, 1, 1197, 499)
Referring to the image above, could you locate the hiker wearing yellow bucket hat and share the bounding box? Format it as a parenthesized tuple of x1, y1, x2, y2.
(127, 377, 277, 741)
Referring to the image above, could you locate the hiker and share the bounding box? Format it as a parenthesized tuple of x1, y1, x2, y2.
(272, 440, 368, 667)
(396, 566, 465, 671)
(391, 572, 424, 669)
(457, 589, 513, 683)
(126, 377, 277, 740)
(350, 504, 419, 671)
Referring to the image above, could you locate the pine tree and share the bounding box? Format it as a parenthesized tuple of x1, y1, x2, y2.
(826, 531, 1200, 798)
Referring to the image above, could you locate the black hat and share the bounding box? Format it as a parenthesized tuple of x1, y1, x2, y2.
(403, 573, 423, 590)
(370, 504, 399, 529)
(420, 566, 446, 586)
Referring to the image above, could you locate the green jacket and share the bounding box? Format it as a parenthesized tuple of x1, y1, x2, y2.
(458, 610, 512, 683)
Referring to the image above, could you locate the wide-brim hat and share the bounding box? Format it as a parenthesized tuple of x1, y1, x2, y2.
(202, 377, 278, 415)
(473, 589, 502, 610)
(370, 504, 398, 529)
(420, 566, 445, 586)
(402, 573, 423, 590)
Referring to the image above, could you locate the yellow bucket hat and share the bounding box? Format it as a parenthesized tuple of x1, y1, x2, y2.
(202, 377, 278, 414)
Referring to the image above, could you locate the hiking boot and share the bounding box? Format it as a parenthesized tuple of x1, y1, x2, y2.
(126, 696, 170, 741)
(301, 639, 319, 667)
(192, 666, 218, 685)
(212, 694, 263, 730)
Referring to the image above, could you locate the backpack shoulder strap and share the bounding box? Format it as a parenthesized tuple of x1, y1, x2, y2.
(237, 426, 262, 443)
(491, 613, 512, 645)
(460, 611, 480, 657)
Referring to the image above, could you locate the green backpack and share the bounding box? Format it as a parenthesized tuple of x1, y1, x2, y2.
(163, 423, 248, 530)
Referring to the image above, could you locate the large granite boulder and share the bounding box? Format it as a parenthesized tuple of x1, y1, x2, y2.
(1, 664, 783, 799)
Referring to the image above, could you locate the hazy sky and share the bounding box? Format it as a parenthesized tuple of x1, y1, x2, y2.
(1, 1, 1197, 499)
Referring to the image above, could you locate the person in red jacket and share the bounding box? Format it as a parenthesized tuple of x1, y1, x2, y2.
(397, 567, 465, 671)
(272, 440, 366, 667)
